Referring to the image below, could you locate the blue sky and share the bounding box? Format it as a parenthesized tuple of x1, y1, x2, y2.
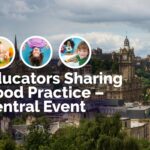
(1, 0, 150, 57)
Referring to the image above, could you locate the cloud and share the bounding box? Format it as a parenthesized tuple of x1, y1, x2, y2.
(48, 32, 129, 53)
(47, 32, 150, 57)
(1, 0, 150, 57)
(52, 0, 150, 24)
(0, 0, 50, 20)
(1, 0, 150, 32)
(2, 0, 150, 23)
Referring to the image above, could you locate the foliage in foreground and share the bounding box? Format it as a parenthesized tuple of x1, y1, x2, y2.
(1, 114, 150, 150)
(23, 114, 149, 150)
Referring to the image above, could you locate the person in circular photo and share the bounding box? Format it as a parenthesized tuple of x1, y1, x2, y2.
(20, 36, 53, 69)
(59, 36, 91, 69)
(0, 37, 15, 69)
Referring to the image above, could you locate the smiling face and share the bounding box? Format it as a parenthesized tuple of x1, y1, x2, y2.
(64, 40, 75, 53)
(32, 47, 41, 57)
(78, 48, 89, 59)
(77, 41, 89, 59)
(30, 47, 43, 66)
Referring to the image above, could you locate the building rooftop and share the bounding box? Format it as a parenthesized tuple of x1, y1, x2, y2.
(13, 125, 28, 135)
(120, 117, 130, 120)
(127, 106, 150, 111)
(131, 120, 146, 128)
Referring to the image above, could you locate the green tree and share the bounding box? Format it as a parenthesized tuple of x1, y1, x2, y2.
(0, 135, 16, 150)
(123, 138, 140, 150)
(23, 114, 145, 150)
(25, 116, 51, 150)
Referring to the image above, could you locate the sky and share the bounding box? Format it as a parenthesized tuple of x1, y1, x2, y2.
(1, 0, 150, 57)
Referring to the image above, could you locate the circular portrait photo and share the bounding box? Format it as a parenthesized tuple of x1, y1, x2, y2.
(59, 36, 91, 69)
(20, 36, 53, 69)
(0, 37, 15, 69)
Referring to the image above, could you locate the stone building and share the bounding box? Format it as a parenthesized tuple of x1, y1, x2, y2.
(92, 47, 112, 60)
(105, 36, 142, 101)
(78, 36, 142, 101)
(121, 118, 150, 140)
(0, 117, 11, 133)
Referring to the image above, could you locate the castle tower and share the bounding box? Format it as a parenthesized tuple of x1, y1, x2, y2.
(119, 36, 135, 81)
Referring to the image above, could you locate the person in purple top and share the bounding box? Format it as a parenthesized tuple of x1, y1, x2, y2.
(27, 38, 47, 66)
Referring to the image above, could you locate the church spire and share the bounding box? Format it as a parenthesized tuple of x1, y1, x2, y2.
(124, 36, 130, 48)
(14, 35, 19, 60)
